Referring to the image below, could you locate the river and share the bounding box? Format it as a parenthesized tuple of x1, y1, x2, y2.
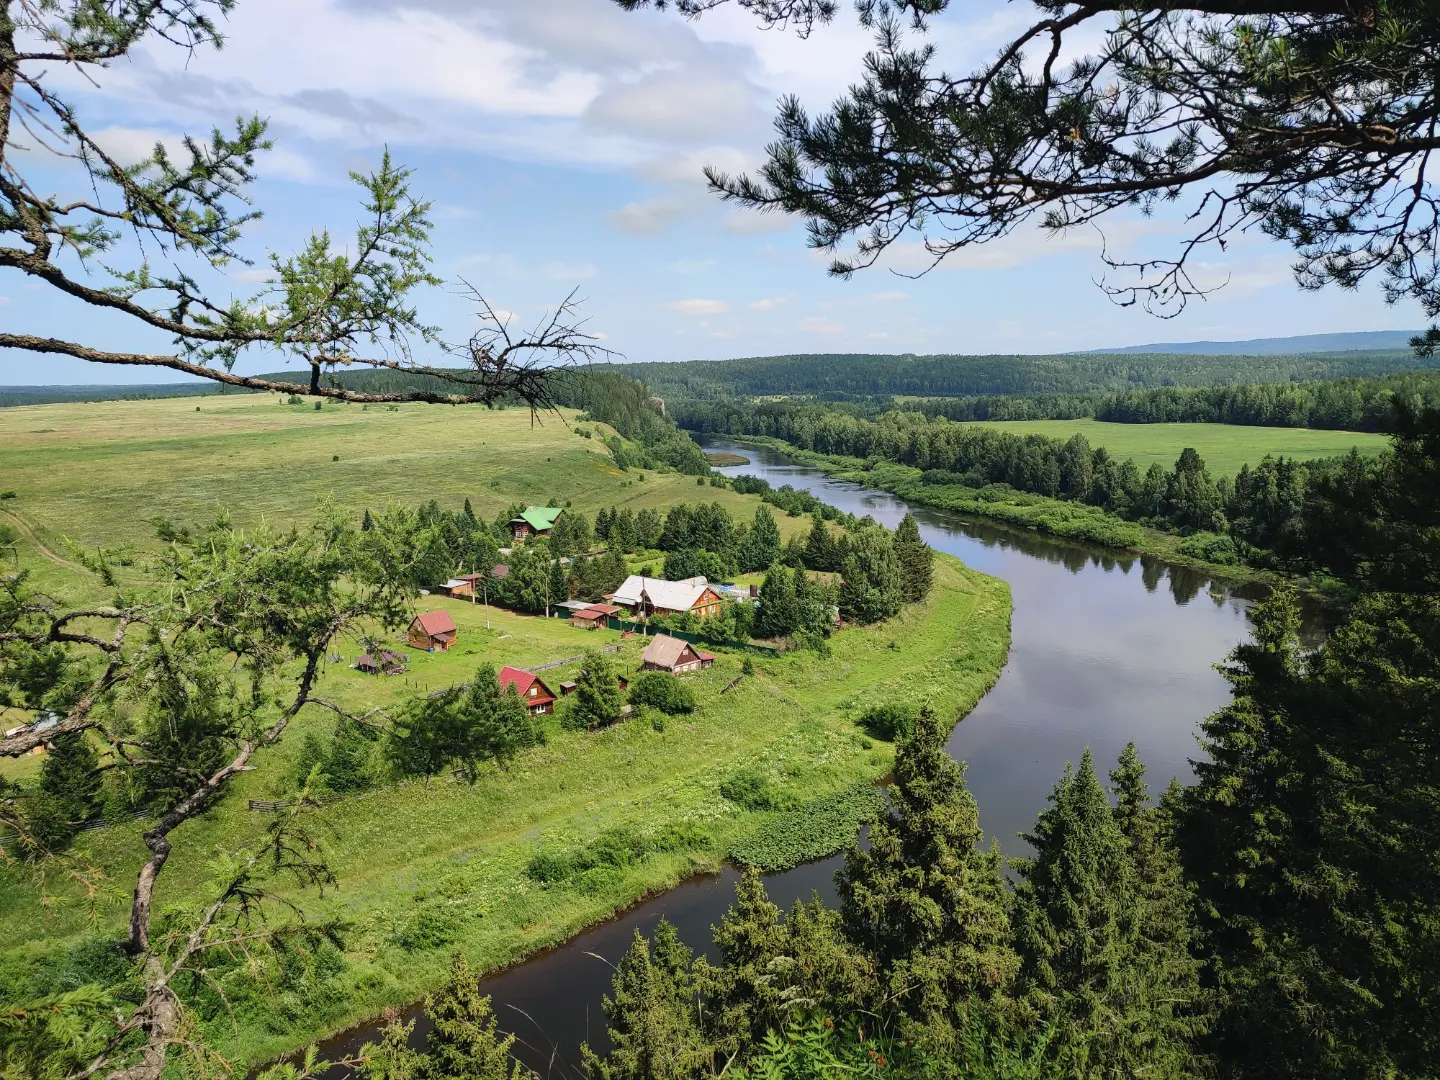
(313, 438, 1321, 1078)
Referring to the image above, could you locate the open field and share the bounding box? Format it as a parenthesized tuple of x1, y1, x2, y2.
(0, 557, 1011, 1068)
(0, 394, 1013, 1066)
(0, 395, 813, 556)
(958, 418, 1391, 475)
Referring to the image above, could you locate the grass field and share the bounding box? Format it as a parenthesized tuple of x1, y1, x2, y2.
(0, 557, 1010, 1067)
(959, 418, 1391, 475)
(0, 395, 813, 557)
(0, 394, 1013, 1067)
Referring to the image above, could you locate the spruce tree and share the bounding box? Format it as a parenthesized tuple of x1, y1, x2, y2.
(742, 506, 781, 572)
(801, 513, 836, 572)
(893, 514, 934, 603)
(582, 923, 710, 1080)
(1012, 749, 1205, 1079)
(755, 563, 800, 639)
(362, 508, 375, 532)
(38, 731, 102, 827)
(462, 498, 477, 526)
(574, 650, 624, 729)
(420, 954, 523, 1080)
(704, 869, 789, 1053)
(838, 707, 1016, 1035)
(836, 527, 902, 624)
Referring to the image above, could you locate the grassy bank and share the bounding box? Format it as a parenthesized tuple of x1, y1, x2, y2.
(1, 544, 1010, 1068)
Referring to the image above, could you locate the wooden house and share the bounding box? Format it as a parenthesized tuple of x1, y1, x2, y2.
(640, 634, 715, 674)
(608, 576, 724, 620)
(499, 666, 557, 715)
(408, 610, 458, 652)
(508, 506, 564, 542)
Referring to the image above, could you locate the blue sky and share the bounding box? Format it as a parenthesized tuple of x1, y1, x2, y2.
(1, 0, 1418, 384)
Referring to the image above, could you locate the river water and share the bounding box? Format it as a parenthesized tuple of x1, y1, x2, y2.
(313, 438, 1319, 1077)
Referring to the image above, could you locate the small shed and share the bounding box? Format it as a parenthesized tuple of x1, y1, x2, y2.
(641, 634, 708, 674)
(408, 610, 458, 652)
(355, 649, 407, 675)
(499, 666, 557, 715)
(509, 507, 564, 542)
(559, 680, 578, 696)
(570, 602, 620, 630)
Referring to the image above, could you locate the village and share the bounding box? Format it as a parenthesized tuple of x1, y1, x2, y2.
(349, 504, 746, 727)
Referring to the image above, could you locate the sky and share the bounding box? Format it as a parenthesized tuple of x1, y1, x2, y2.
(1, 0, 1420, 384)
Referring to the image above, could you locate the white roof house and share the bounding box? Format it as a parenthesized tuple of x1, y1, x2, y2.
(609, 575, 716, 615)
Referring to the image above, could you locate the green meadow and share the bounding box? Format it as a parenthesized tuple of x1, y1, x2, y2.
(959, 418, 1390, 475)
(0, 395, 1013, 1067)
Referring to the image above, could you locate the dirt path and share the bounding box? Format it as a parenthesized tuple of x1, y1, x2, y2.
(0, 508, 83, 571)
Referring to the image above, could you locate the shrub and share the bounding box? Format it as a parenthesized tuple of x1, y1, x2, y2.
(0, 490, 16, 499)
(1177, 530, 1244, 565)
(858, 702, 919, 743)
(524, 822, 705, 886)
(742, 656, 755, 676)
(720, 768, 798, 812)
(629, 672, 696, 715)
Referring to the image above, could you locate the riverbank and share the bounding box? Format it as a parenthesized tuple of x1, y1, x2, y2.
(0, 554, 1010, 1070)
(715, 435, 1321, 592)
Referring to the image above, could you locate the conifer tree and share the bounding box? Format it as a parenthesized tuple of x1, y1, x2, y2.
(1012, 749, 1204, 1079)
(582, 923, 710, 1080)
(462, 499, 477, 526)
(463, 664, 541, 768)
(741, 506, 782, 572)
(836, 527, 902, 624)
(755, 563, 800, 639)
(893, 514, 934, 604)
(838, 707, 1016, 1036)
(801, 513, 837, 572)
(362, 508, 375, 532)
(38, 731, 102, 826)
(704, 869, 789, 1053)
(574, 650, 624, 729)
(420, 954, 524, 1080)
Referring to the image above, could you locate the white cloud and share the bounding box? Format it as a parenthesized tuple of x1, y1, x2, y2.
(868, 290, 908, 302)
(799, 316, 844, 334)
(670, 298, 730, 316)
(608, 199, 685, 236)
(749, 296, 789, 311)
(867, 331, 889, 339)
(0, 297, 10, 307)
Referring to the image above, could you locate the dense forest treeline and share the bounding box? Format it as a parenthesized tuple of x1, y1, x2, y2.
(877, 369, 1440, 432)
(609, 348, 1434, 401)
(681, 397, 1399, 572)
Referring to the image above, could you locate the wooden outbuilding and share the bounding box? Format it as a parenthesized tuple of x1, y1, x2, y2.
(499, 666, 557, 715)
(355, 649, 408, 675)
(408, 610, 458, 652)
(570, 602, 620, 630)
(640, 634, 713, 674)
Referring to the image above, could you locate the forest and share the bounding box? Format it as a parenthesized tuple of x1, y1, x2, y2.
(607, 349, 1435, 401)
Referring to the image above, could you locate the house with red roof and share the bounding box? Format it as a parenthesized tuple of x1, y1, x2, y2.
(498, 666, 557, 715)
(408, 610, 458, 652)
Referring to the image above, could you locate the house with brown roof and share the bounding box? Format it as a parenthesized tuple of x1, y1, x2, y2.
(499, 666, 557, 715)
(570, 602, 620, 630)
(408, 610, 458, 652)
(640, 634, 715, 674)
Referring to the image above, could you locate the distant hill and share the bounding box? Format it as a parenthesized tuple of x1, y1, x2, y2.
(607, 348, 1431, 401)
(1091, 330, 1419, 355)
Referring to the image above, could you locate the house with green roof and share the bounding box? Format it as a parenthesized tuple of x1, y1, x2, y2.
(508, 506, 564, 541)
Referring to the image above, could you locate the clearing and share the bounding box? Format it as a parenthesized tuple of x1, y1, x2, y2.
(958, 418, 1391, 475)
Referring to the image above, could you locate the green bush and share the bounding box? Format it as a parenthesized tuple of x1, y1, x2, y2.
(720, 769, 798, 812)
(1177, 530, 1244, 565)
(729, 784, 887, 871)
(858, 702, 919, 743)
(524, 822, 707, 887)
(628, 672, 696, 715)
